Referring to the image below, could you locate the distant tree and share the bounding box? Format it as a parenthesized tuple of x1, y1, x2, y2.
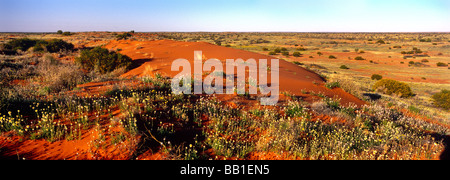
(328, 55, 337, 59)
(57, 30, 63, 34)
(317, 52, 323, 56)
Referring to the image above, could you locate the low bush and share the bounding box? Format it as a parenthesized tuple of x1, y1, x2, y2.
(273, 48, 282, 53)
(419, 38, 432, 42)
(2, 38, 38, 53)
(371, 74, 383, 80)
(373, 79, 413, 98)
(34, 39, 74, 53)
(437, 62, 448, 67)
(376, 39, 386, 44)
(2, 38, 73, 54)
(329, 55, 337, 59)
(340, 65, 349, 69)
(432, 90, 450, 110)
(76, 47, 132, 74)
(116, 32, 132, 40)
(354, 56, 365, 60)
(325, 81, 340, 89)
(292, 51, 302, 57)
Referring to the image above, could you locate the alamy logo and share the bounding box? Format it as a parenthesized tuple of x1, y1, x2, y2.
(171, 51, 280, 105)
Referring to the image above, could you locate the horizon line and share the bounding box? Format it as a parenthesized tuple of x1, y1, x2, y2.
(1, 31, 450, 34)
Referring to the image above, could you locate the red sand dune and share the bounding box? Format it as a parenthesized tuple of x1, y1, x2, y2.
(103, 39, 366, 106)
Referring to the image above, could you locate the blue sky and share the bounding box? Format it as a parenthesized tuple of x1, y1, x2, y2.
(0, 0, 449, 32)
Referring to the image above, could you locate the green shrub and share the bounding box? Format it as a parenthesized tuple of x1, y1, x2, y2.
(432, 90, 450, 110)
(268, 51, 277, 55)
(36, 39, 74, 53)
(325, 82, 340, 89)
(282, 51, 289, 56)
(273, 48, 282, 53)
(340, 65, 349, 69)
(371, 74, 383, 80)
(33, 41, 47, 52)
(292, 51, 302, 57)
(376, 39, 386, 44)
(3, 38, 38, 52)
(75, 47, 132, 74)
(62, 31, 72, 36)
(373, 79, 413, 98)
(419, 38, 432, 42)
(354, 56, 365, 60)
(437, 62, 448, 67)
(329, 55, 337, 59)
(2, 38, 73, 54)
(57, 30, 63, 34)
